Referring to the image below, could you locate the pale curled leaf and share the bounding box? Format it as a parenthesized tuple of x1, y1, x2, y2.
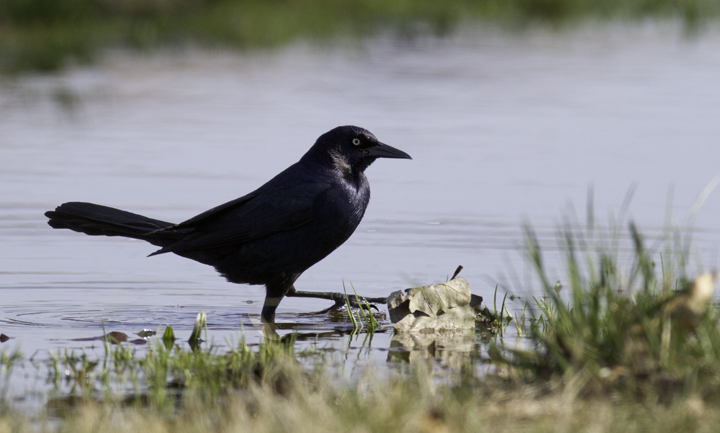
(387, 277, 477, 332)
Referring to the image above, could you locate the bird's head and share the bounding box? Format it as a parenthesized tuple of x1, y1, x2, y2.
(303, 126, 412, 174)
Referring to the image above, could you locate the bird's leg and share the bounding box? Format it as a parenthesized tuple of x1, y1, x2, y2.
(262, 281, 292, 323)
(261, 297, 281, 323)
(286, 288, 386, 311)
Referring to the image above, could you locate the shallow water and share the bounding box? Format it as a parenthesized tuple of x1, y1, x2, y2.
(2, 22, 720, 397)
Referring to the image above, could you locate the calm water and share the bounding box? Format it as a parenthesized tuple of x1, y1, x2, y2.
(2, 23, 720, 394)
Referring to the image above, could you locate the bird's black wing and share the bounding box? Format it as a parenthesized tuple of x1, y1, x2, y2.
(149, 180, 331, 255)
(172, 190, 260, 229)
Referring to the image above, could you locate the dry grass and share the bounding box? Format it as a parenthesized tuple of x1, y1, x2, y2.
(4, 368, 720, 433)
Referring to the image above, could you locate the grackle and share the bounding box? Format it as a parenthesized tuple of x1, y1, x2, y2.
(45, 126, 411, 322)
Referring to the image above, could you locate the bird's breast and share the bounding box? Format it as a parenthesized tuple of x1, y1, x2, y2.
(319, 174, 370, 232)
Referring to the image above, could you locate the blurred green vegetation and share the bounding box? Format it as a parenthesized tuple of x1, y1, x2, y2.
(0, 0, 718, 74)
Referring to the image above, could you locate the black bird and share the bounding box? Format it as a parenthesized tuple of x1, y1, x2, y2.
(45, 126, 411, 322)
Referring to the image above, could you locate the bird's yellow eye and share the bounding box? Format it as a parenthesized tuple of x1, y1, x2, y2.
(352, 138, 361, 146)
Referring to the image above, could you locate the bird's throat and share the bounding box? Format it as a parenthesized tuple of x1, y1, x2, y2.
(329, 149, 355, 183)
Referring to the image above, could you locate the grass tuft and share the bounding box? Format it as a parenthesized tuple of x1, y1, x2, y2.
(490, 219, 720, 400)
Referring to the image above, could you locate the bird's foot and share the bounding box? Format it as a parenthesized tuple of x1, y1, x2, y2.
(287, 290, 386, 312)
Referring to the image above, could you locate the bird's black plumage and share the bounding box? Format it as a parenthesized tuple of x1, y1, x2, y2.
(44, 126, 411, 322)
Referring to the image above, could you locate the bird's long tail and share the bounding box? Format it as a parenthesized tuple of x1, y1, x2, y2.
(45, 202, 180, 247)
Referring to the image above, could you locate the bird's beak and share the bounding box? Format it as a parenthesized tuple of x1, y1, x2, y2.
(366, 142, 412, 160)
